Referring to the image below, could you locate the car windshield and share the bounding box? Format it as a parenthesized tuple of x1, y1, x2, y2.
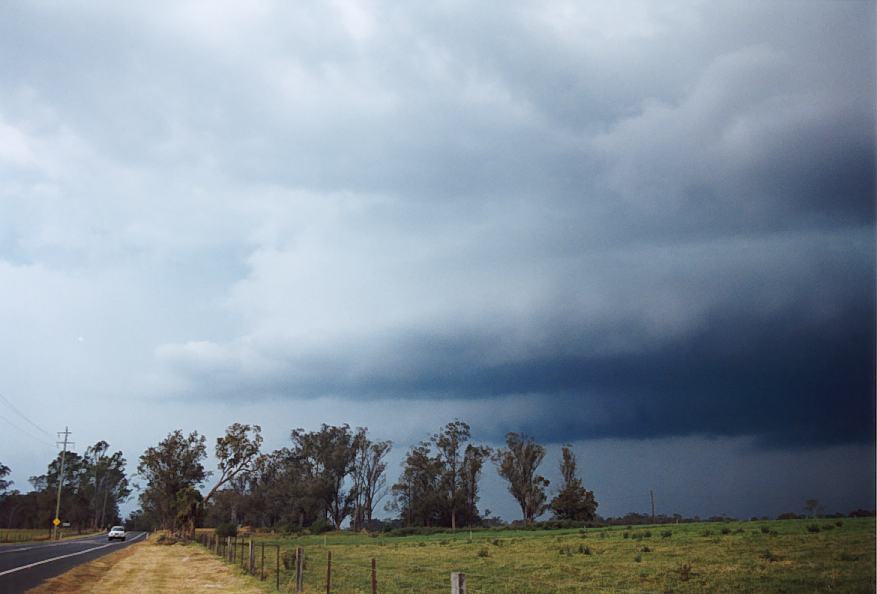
(111, 526, 124, 531)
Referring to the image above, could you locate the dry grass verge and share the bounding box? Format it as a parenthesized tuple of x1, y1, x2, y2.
(28, 535, 263, 594)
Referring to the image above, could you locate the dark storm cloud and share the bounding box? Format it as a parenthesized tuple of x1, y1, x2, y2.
(0, 0, 873, 469)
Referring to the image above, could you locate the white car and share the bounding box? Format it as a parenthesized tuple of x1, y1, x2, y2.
(107, 526, 126, 541)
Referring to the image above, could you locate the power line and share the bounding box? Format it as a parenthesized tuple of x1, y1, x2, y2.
(0, 391, 52, 437)
(0, 412, 56, 450)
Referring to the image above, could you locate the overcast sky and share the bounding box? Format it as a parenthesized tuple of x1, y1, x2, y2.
(0, 0, 874, 521)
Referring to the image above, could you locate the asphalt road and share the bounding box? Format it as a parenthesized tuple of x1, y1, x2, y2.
(0, 531, 146, 593)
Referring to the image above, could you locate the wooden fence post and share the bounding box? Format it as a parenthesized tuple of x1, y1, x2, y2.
(371, 558, 377, 594)
(295, 547, 304, 593)
(249, 540, 255, 574)
(275, 545, 280, 591)
(261, 542, 265, 580)
(326, 550, 332, 594)
(451, 572, 467, 594)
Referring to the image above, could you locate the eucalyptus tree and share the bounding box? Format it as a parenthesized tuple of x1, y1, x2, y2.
(494, 432, 550, 524)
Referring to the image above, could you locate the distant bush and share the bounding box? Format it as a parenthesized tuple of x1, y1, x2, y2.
(578, 544, 592, 555)
(821, 523, 834, 531)
(701, 530, 712, 537)
(491, 538, 502, 546)
(760, 549, 778, 562)
(634, 554, 642, 563)
(477, 546, 490, 558)
(760, 526, 770, 534)
(623, 532, 630, 539)
(721, 527, 731, 535)
(806, 524, 820, 533)
(214, 522, 238, 539)
(643, 530, 652, 538)
(309, 517, 332, 534)
(660, 530, 672, 538)
(640, 545, 651, 553)
(835, 520, 843, 527)
(677, 562, 692, 581)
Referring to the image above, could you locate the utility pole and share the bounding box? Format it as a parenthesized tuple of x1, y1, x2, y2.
(53, 427, 73, 540)
(650, 489, 656, 524)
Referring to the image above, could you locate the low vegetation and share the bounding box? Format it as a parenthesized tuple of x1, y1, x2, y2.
(199, 517, 875, 593)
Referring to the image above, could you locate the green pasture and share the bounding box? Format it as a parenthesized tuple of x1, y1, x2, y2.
(215, 517, 875, 593)
(0, 528, 88, 544)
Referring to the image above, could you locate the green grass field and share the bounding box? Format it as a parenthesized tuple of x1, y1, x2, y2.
(0, 528, 94, 544)
(208, 517, 876, 593)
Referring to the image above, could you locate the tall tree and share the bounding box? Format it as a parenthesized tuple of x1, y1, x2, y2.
(82, 441, 131, 529)
(0, 462, 11, 498)
(461, 444, 491, 528)
(204, 423, 263, 504)
(350, 429, 391, 531)
(434, 420, 470, 530)
(390, 441, 443, 527)
(495, 432, 550, 524)
(292, 424, 358, 529)
(549, 445, 597, 522)
(137, 430, 208, 532)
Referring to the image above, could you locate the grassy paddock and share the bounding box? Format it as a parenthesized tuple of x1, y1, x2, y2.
(0, 528, 96, 544)
(210, 518, 877, 593)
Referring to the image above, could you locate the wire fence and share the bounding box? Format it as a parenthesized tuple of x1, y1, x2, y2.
(196, 532, 601, 593)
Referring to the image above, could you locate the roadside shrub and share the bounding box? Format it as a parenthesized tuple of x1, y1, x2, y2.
(806, 524, 820, 533)
(623, 532, 630, 539)
(634, 554, 642, 563)
(578, 544, 592, 555)
(734, 528, 744, 534)
(640, 545, 651, 553)
(491, 538, 502, 546)
(642, 530, 652, 538)
(660, 530, 672, 538)
(155, 533, 179, 545)
(558, 545, 572, 556)
(760, 526, 770, 534)
(214, 522, 238, 539)
(701, 530, 712, 537)
(477, 546, 490, 558)
(821, 523, 834, 531)
(835, 520, 843, 527)
(720, 527, 731, 535)
(769, 529, 779, 536)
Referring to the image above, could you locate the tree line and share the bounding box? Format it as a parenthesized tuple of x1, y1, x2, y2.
(0, 441, 130, 531)
(0, 419, 598, 534)
(134, 419, 596, 535)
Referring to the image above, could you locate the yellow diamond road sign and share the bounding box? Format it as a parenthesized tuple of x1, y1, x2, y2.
(53, 518, 60, 526)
